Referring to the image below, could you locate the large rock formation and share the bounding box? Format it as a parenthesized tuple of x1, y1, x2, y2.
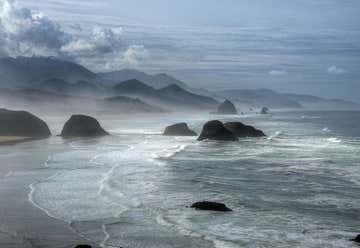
(0, 109, 51, 137)
(60, 115, 109, 137)
(224, 122, 265, 137)
(198, 120, 238, 141)
(351, 234, 360, 243)
(217, 100, 238, 115)
(191, 201, 232, 212)
(164, 123, 197, 136)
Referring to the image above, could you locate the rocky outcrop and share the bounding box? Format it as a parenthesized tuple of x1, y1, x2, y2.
(191, 201, 232, 212)
(217, 100, 238, 115)
(260, 107, 269, 114)
(198, 120, 238, 141)
(164, 123, 197, 136)
(60, 115, 109, 137)
(224, 122, 265, 137)
(351, 234, 360, 243)
(0, 109, 51, 137)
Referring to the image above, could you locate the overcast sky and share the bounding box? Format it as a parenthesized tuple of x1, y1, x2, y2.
(1, 0, 360, 101)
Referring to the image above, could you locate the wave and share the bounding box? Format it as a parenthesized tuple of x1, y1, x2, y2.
(151, 144, 189, 160)
(322, 127, 331, 133)
(267, 131, 284, 140)
(327, 137, 342, 143)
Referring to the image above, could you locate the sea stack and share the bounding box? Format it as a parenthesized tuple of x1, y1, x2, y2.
(191, 201, 232, 212)
(224, 122, 265, 137)
(260, 107, 269, 114)
(198, 120, 238, 141)
(164, 123, 197, 136)
(217, 100, 238, 115)
(60, 115, 109, 137)
(0, 109, 51, 138)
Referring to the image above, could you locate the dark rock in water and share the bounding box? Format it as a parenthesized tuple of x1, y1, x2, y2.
(351, 234, 360, 243)
(198, 120, 238, 141)
(224, 122, 265, 138)
(260, 107, 269, 114)
(217, 100, 238, 115)
(74, 245, 92, 248)
(164, 123, 197, 136)
(60, 115, 109, 137)
(191, 201, 232, 212)
(0, 109, 51, 137)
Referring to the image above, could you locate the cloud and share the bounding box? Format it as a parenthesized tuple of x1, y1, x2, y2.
(269, 70, 287, 76)
(327, 65, 346, 75)
(0, 0, 147, 69)
(0, 0, 70, 55)
(60, 26, 124, 56)
(123, 45, 149, 66)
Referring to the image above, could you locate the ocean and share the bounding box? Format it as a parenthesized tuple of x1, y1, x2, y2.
(27, 111, 360, 248)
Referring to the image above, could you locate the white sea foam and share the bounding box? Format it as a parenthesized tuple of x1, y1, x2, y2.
(327, 137, 342, 143)
(267, 131, 283, 140)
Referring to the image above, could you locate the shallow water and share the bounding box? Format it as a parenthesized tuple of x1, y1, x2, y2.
(29, 111, 360, 247)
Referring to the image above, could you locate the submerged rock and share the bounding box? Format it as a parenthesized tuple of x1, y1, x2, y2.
(217, 100, 238, 115)
(224, 122, 265, 138)
(191, 201, 232, 212)
(60, 115, 109, 137)
(351, 234, 360, 243)
(198, 120, 238, 141)
(260, 107, 269, 114)
(74, 245, 92, 248)
(164, 123, 197, 136)
(0, 108, 51, 138)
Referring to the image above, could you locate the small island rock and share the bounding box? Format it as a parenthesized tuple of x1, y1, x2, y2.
(0, 109, 51, 138)
(198, 120, 238, 141)
(260, 107, 269, 114)
(224, 122, 265, 137)
(60, 115, 109, 137)
(217, 100, 238, 115)
(164, 123, 197, 136)
(191, 201, 232, 212)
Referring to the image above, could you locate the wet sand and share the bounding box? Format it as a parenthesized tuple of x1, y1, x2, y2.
(0, 138, 98, 248)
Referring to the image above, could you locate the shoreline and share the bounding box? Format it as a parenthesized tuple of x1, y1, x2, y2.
(0, 138, 98, 248)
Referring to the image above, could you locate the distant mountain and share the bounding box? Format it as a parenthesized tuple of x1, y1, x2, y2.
(158, 84, 218, 108)
(284, 93, 360, 110)
(0, 56, 96, 87)
(219, 88, 360, 110)
(219, 88, 302, 109)
(112, 79, 218, 110)
(40, 78, 102, 96)
(98, 69, 188, 89)
(104, 96, 164, 113)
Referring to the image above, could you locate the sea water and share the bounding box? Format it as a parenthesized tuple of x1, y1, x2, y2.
(29, 111, 360, 247)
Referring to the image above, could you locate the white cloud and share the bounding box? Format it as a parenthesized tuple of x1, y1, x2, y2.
(123, 45, 149, 66)
(269, 70, 287, 76)
(0, 0, 70, 55)
(327, 65, 346, 75)
(0, 0, 147, 69)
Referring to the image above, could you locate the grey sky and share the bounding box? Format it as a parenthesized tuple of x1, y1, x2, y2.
(4, 0, 360, 101)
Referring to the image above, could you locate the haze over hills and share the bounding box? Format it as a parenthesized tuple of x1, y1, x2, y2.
(0, 56, 359, 112)
(98, 69, 188, 89)
(0, 56, 96, 87)
(112, 79, 218, 110)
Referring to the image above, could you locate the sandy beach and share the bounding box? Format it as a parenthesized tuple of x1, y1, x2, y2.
(0, 137, 98, 248)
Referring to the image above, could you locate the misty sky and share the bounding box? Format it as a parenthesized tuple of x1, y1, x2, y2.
(1, 0, 360, 101)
